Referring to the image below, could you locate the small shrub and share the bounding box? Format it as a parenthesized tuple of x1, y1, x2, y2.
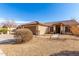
(0, 28, 8, 34)
(14, 28, 33, 43)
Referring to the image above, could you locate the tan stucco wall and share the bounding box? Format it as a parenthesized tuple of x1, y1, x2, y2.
(19, 25, 48, 35)
(38, 25, 48, 35)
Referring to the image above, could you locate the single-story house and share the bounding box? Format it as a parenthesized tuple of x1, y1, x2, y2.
(17, 20, 79, 35)
(17, 21, 49, 35)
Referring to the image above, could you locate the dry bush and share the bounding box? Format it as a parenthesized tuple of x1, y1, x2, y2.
(14, 28, 33, 43)
(70, 26, 79, 36)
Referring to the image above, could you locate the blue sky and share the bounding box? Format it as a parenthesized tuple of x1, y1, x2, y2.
(0, 3, 79, 23)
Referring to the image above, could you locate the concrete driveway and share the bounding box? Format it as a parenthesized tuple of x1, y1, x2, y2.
(0, 34, 16, 44)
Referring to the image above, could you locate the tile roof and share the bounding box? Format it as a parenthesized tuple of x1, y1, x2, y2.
(18, 19, 79, 28)
(44, 20, 79, 26)
(20, 21, 48, 26)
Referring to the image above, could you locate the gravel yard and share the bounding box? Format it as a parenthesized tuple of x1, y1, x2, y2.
(0, 34, 78, 56)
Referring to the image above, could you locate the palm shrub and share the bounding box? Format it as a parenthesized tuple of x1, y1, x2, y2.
(14, 28, 33, 43)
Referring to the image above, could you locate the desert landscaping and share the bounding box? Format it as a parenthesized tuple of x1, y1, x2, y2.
(0, 34, 79, 56)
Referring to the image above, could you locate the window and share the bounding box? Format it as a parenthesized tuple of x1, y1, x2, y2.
(65, 26, 70, 32)
(50, 27, 53, 32)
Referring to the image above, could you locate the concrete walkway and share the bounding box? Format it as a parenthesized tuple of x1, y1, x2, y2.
(35, 34, 79, 40)
(0, 34, 16, 44)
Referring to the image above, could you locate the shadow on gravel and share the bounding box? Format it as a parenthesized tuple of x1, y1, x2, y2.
(50, 51, 79, 56)
(0, 39, 16, 44)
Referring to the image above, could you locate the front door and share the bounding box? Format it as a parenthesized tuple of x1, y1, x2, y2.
(56, 25, 60, 34)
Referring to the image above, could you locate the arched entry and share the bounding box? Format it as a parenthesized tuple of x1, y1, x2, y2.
(51, 23, 64, 34)
(56, 25, 60, 33)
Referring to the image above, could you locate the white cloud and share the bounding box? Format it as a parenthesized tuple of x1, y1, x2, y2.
(16, 20, 31, 24)
(0, 18, 32, 24)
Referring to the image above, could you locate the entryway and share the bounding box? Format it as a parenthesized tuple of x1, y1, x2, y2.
(56, 25, 61, 34)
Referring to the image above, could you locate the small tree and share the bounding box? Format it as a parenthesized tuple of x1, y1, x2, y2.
(1, 19, 17, 29)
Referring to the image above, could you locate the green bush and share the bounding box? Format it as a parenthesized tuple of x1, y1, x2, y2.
(0, 28, 8, 34)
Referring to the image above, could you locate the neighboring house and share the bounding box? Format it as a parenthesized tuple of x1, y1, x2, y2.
(2, 24, 17, 34)
(17, 20, 79, 35)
